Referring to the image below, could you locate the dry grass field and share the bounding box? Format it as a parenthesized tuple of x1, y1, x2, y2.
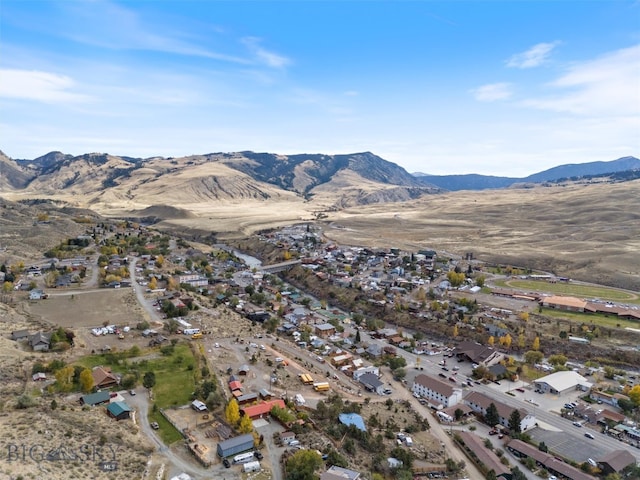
(319, 181, 640, 291)
(96, 180, 639, 291)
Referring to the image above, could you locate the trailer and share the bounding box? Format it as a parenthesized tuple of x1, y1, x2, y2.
(294, 394, 306, 406)
(233, 451, 255, 464)
(243, 460, 261, 473)
(183, 328, 200, 335)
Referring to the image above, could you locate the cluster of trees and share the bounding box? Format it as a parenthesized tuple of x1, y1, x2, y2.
(224, 399, 253, 434)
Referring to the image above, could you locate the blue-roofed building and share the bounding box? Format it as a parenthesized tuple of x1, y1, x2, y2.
(217, 433, 254, 458)
(80, 391, 111, 406)
(106, 401, 131, 420)
(338, 413, 366, 432)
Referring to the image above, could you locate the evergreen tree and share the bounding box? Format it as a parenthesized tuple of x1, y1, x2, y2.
(485, 402, 500, 427)
(509, 409, 522, 434)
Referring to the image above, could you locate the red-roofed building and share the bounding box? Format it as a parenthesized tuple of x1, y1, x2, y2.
(229, 380, 243, 392)
(240, 399, 285, 419)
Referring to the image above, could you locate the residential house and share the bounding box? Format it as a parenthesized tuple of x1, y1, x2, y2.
(240, 399, 285, 419)
(80, 391, 112, 406)
(279, 431, 296, 445)
(590, 390, 629, 408)
(357, 373, 386, 395)
(92, 366, 119, 389)
(365, 344, 383, 358)
(453, 340, 504, 367)
(11, 330, 31, 341)
(32, 372, 47, 382)
(412, 374, 462, 408)
(29, 332, 51, 352)
(29, 289, 46, 300)
(320, 465, 361, 480)
(106, 401, 131, 420)
(464, 391, 536, 431)
(315, 323, 336, 338)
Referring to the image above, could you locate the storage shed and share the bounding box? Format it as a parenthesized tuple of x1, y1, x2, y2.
(217, 433, 254, 458)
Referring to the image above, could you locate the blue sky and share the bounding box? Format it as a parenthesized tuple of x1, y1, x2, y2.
(1, 1, 638, 176)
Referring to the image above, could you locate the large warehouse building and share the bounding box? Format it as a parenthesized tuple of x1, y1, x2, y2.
(533, 371, 592, 396)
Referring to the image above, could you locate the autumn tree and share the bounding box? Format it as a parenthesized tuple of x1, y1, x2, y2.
(517, 334, 526, 350)
(532, 336, 540, 351)
(148, 277, 158, 290)
(488, 336, 495, 347)
(239, 414, 253, 433)
(447, 271, 466, 288)
(548, 354, 567, 366)
(155, 255, 164, 267)
(518, 312, 529, 322)
(55, 365, 75, 392)
(225, 399, 240, 425)
(629, 385, 640, 406)
(452, 325, 459, 337)
(501, 334, 512, 349)
(79, 368, 94, 393)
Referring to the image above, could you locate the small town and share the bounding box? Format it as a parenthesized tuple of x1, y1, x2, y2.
(1, 219, 639, 480)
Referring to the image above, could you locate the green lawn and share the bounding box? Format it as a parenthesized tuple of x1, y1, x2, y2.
(149, 409, 185, 444)
(147, 344, 196, 408)
(76, 342, 197, 445)
(76, 343, 196, 407)
(496, 279, 639, 303)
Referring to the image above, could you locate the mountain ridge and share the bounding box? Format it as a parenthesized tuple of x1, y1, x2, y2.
(2, 150, 638, 205)
(413, 156, 640, 191)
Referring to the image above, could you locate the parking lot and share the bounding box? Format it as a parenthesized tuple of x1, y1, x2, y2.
(527, 426, 603, 464)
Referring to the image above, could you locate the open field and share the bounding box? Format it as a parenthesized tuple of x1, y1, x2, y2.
(495, 279, 640, 303)
(3, 180, 640, 291)
(539, 308, 640, 330)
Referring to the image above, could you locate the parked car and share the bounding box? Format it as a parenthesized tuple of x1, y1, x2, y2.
(572, 421, 583, 427)
(223, 458, 231, 468)
(489, 429, 498, 435)
(150, 422, 159, 430)
(129, 389, 136, 396)
(584, 432, 595, 439)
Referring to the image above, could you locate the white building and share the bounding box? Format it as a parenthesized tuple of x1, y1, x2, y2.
(464, 391, 536, 431)
(411, 374, 462, 408)
(533, 371, 592, 395)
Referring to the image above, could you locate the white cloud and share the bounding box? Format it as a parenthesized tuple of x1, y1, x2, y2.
(49, 0, 249, 64)
(470, 82, 513, 102)
(241, 37, 291, 68)
(0, 69, 90, 103)
(521, 44, 640, 116)
(507, 42, 559, 68)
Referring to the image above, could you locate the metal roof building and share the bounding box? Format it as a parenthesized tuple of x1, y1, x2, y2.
(217, 433, 254, 458)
